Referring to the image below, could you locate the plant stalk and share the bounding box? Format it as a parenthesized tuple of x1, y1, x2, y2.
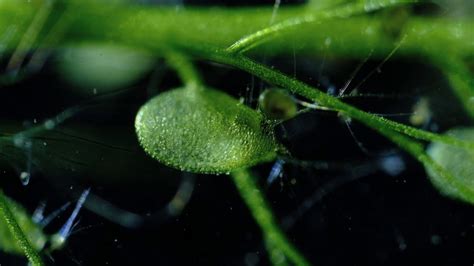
(0, 190, 45, 266)
(231, 169, 311, 266)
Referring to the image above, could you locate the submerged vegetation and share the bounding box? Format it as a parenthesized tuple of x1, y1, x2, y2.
(0, 0, 473, 265)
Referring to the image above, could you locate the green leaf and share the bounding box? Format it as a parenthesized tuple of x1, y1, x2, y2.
(57, 43, 154, 94)
(0, 192, 46, 263)
(426, 127, 474, 204)
(135, 86, 278, 174)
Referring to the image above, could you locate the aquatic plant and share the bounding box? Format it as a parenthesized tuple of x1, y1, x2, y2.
(0, 0, 472, 265)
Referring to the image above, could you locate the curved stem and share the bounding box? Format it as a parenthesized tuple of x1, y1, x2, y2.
(226, 0, 417, 54)
(0, 190, 45, 266)
(165, 50, 203, 89)
(231, 169, 311, 266)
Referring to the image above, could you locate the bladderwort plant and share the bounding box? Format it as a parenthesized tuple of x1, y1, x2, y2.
(0, 0, 473, 265)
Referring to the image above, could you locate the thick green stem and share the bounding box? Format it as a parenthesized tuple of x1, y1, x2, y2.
(226, 0, 417, 53)
(1, 2, 473, 60)
(0, 190, 45, 266)
(231, 169, 311, 266)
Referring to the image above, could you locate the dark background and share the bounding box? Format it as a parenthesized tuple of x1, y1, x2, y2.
(0, 0, 473, 265)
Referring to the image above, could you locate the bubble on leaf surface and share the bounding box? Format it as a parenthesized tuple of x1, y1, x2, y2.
(426, 127, 474, 204)
(135, 86, 278, 174)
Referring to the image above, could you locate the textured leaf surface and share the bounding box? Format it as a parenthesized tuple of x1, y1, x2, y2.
(135, 87, 277, 174)
(0, 196, 46, 255)
(427, 127, 474, 204)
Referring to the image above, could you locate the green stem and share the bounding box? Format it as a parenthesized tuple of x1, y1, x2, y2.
(0, 190, 45, 266)
(6, 0, 54, 72)
(266, 238, 290, 266)
(184, 47, 474, 150)
(231, 169, 311, 266)
(227, 0, 417, 54)
(1, 3, 473, 60)
(165, 50, 203, 89)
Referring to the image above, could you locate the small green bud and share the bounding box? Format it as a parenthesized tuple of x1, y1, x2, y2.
(258, 88, 297, 121)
